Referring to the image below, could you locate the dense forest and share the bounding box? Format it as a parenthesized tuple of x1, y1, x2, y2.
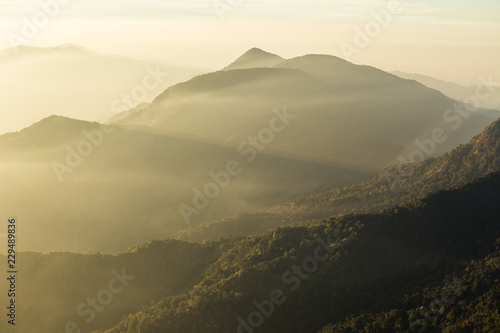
(321, 246, 500, 332)
(93, 170, 500, 333)
(0, 241, 218, 332)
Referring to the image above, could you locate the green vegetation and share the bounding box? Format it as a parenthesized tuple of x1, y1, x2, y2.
(91, 170, 500, 333)
(0, 240, 217, 333)
(321, 245, 500, 332)
(2, 127, 499, 333)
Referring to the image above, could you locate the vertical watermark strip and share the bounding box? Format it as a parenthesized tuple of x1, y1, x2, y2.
(6, 217, 17, 326)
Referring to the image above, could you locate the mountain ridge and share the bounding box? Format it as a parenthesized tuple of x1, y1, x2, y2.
(175, 116, 500, 243)
(0, 115, 369, 253)
(117, 51, 497, 170)
(99, 169, 500, 333)
(0, 44, 201, 134)
(392, 70, 500, 111)
(223, 47, 285, 71)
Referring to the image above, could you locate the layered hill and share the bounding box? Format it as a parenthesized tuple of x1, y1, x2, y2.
(392, 70, 500, 111)
(0, 116, 367, 253)
(0, 240, 218, 333)
(117, 49, 498, 170)
(0, 44, 199, 134)
(175, 117, 500, 243)
(96, 170, 500, 333)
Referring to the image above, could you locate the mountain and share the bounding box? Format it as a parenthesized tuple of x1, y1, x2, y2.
(100, 102, 151, 123)
(0, 240, 218, 333)
(116, 49, 497, 171)
(175, 116, 500, 243)
(94, 169, 500, 333)
(392, 70, 500, 111)
(321, 244, 500, 332)
(3, 169, 498, 333)
(223, 47, 285, 70)
(0, 116, 368, 253)
(0, 44, 200, 134)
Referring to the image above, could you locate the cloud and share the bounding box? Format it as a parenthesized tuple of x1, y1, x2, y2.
(0, 0, 213, 19)
(0, 0, 498, 27)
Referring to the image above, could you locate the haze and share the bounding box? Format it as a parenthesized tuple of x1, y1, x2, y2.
(1, 0, 499, 83)
(1, 1, 500, 333)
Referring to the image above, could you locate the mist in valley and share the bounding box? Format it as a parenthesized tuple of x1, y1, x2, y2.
(1, 1, 499, 332)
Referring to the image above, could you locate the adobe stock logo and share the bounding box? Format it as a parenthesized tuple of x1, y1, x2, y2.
(235, 235, 340, 332)
(384, 74, 499, 191)
(56, 267, 135, 333)
(110, 65, 169, 115)
(213, 0, 244, 20)
(52, 124, 115, 182)
(52, 64, 167, 182)
(7, 0, 73, 51)
(340, 1, 403, 62)
(178, 107, 296, 225)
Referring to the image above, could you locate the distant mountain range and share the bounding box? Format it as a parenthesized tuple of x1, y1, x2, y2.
(2, 47, 500, 254)
(2, 46, 500, 333)
(116, 48, 499, 170)
(176, 116, 500, 243)
(392, 70, 500, 111)
(0, 115, 366, 253)
(0, 44, 200, 134)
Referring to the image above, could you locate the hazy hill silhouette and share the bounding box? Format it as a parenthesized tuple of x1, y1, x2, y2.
(176, 117, 500, 242)
(392, 70, 500, 111)
(5, 170, 499, 333)
(0, 116, 367, 253)
(117, 49, 497, 170)
(0, 44, 200, 134)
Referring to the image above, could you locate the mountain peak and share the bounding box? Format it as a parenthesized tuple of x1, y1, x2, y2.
(245, 47, 272, 55)
(46, 44, 97, 54)
(223, 47, 285, 71)
(0, 116, 107, 150)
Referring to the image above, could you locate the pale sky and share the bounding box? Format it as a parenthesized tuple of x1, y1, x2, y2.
(0, 0, 499, 84)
